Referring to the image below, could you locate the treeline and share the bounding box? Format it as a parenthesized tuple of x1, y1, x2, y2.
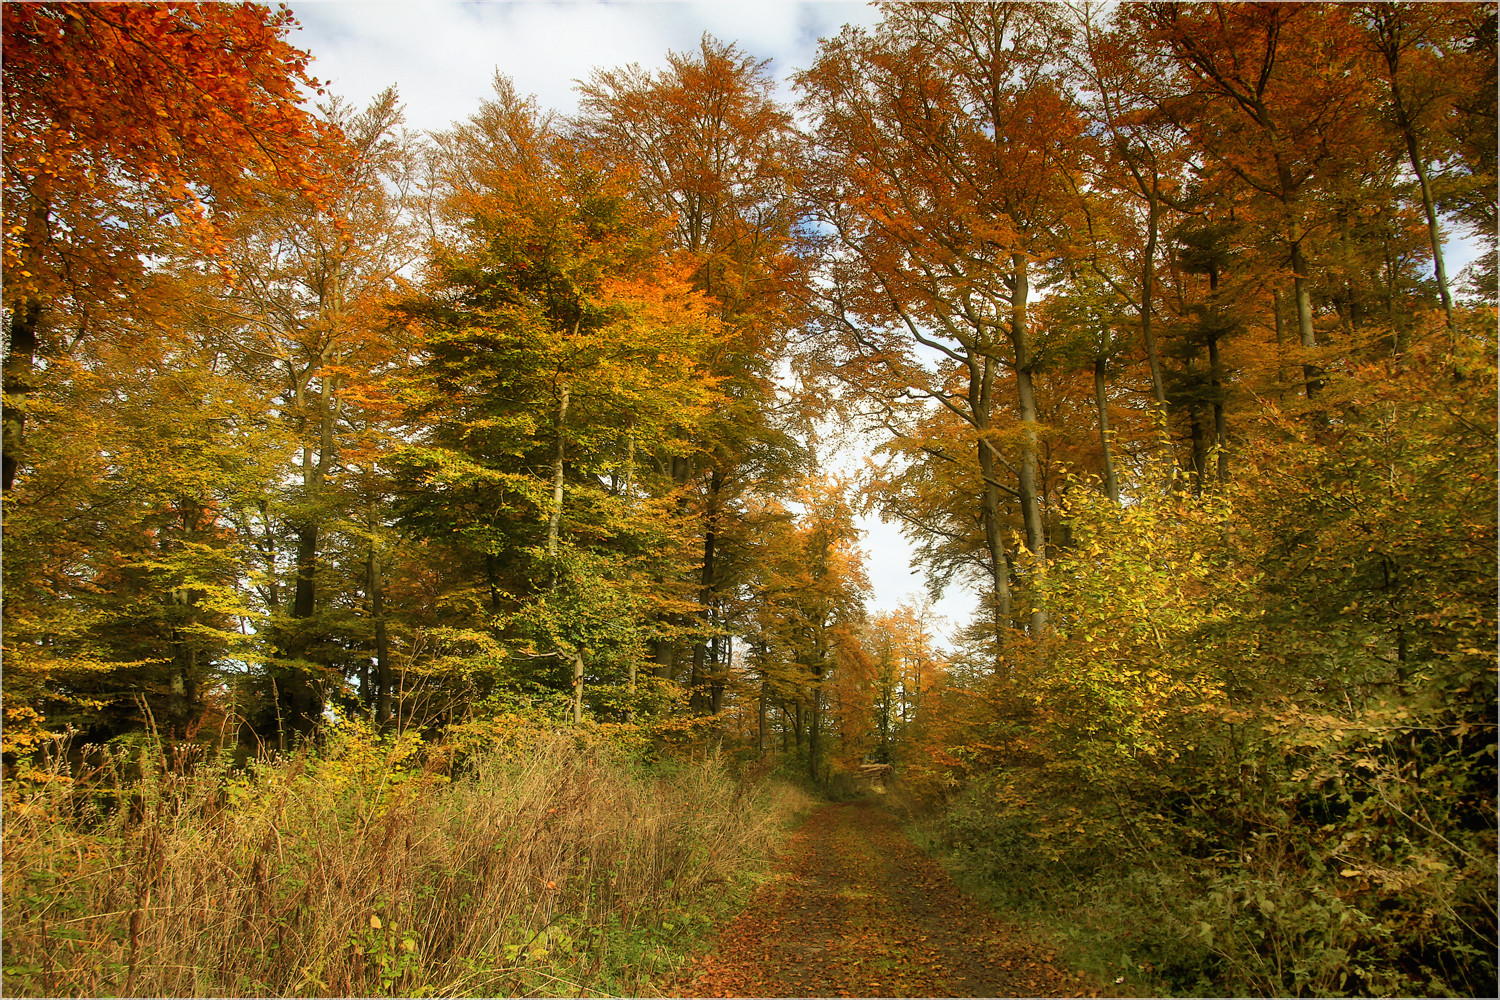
(3, 6, 875, 768)
(797, 5, 1496, 995)
(3, 3, 1496, 995)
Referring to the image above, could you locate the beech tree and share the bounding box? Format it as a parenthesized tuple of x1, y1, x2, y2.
(1137, 2, 1396, 393)
(2, 1, 324, 493)
(801, 2, 1090, 641)
(574, 36, 810, 711)
(740, 478, 868, 774)
(1, 269, 289, 745)
(398, 77, 725, 723)
(215, 90, 420, 740)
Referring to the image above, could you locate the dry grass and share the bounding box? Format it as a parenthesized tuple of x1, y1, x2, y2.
(2, 725, 813, 997)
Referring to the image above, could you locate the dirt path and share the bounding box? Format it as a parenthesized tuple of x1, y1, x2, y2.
(663, 802, 1110, 998)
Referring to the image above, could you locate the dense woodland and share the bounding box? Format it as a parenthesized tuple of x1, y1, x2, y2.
(3, 2, 1496, 996)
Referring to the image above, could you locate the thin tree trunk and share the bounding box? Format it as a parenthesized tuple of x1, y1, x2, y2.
(1142, 194, 1169, 412)
(1207, 264, 1228, 485)
(973, 355, 1013, 647)
(710, 633, 727, 714)
(571, 651, 585, 725)
(1291, 241, 1323, 397)
(1209, 333, 1228, 485)
(623, 431, 636, 498)
(627, 657, 637, 723)
(1093, 356, 1120, 504)
(691, 468, 720, 714)
(547, 385, 569, 560)
(1378, 16, 1455, 327)
(1010, 253, 1046, 631)
(370, 544, 392, 728)
(808, 672, 822, 781)
(758, 678, 768, 756)
(1404, 128, 1454, 328)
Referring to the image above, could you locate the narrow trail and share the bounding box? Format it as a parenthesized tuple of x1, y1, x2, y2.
(663, 802, 1112, 998)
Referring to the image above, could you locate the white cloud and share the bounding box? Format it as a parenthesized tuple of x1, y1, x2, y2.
(288, 1, 882, 133)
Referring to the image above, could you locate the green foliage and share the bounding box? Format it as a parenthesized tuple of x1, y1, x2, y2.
(912, 318, 1497, 996)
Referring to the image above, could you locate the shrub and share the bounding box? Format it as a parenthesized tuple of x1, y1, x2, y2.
(2, 721, 810, 997)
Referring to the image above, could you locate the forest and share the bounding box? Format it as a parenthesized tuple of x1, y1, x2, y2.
(2, 2, 1495, 997)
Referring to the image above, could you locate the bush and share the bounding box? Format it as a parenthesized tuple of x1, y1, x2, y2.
(1, 721, 811, 997)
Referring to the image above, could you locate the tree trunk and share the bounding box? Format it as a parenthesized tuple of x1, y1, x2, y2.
(758, 678, 768, 756)
(1290, 241, 1323, 397)
(547, 385, 569, 560)
(808, 674, 822, 782)
(1142, 194, 1169, 413)
(2, 298, 43, 493)
(4, 195, 52, 494)
(1378, 15, 1454, 327)
(651, 636, 677, 681)
(1010, 254, 1047, 631)
(273, 523, 325, 743)
(370, 544, 392, 728)
(1208, 333, 1228, 485)
(1207, 264, 1228, 485)
(627, 656, 637, 723)
(973, 355, 1013, 648)
(710, 632, 726, 714)
(1093, 356, 1120, 504)
(690, 468, 720, 714)
(570, 651, 585, 725)
(651, 452, 695, 678)
(1189, 407, 1207, 499)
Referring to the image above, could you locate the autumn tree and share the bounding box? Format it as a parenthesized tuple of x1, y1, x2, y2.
(1136, 2, 1407, 393)
(800, 2, 1091, 642)
(1063, 2, 1199, 430)
(397, 77, 724, 725)
(740, 478, 868, 774)
(831, 606, 946, 769)
(574, 36, 811, 712)
(1, 269, 291, 748)
(215, 90, 420, 740)
(2, 1, 324, 493)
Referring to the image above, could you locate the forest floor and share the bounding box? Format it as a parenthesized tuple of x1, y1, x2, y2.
(658, 800, 1116, 998)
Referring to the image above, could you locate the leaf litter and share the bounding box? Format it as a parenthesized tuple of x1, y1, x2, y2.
(657, 802, 1117, 998)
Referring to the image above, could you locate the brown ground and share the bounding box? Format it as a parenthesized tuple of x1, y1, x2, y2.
(661, 801, 1112, 998)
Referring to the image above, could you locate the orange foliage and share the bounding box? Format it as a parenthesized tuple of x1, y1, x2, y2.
(3, 2, 326, 298)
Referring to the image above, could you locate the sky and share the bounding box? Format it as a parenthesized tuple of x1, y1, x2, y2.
(288, 1, 881, 125)
(286, 1, 976, 637)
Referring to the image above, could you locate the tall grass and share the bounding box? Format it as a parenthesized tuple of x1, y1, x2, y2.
(2, 724, 811, 997)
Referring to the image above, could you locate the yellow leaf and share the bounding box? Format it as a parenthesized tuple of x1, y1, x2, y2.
(369, 914, 382, 929)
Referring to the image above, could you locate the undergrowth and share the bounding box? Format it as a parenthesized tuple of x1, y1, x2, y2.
(1, 721, 813, 998)
(911, 775, 1496, 999)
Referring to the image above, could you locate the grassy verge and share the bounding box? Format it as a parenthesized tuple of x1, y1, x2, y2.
(904, 796, 1215, 998)
(906, 787, 1500, 998)
(2, 725, 814, 998)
